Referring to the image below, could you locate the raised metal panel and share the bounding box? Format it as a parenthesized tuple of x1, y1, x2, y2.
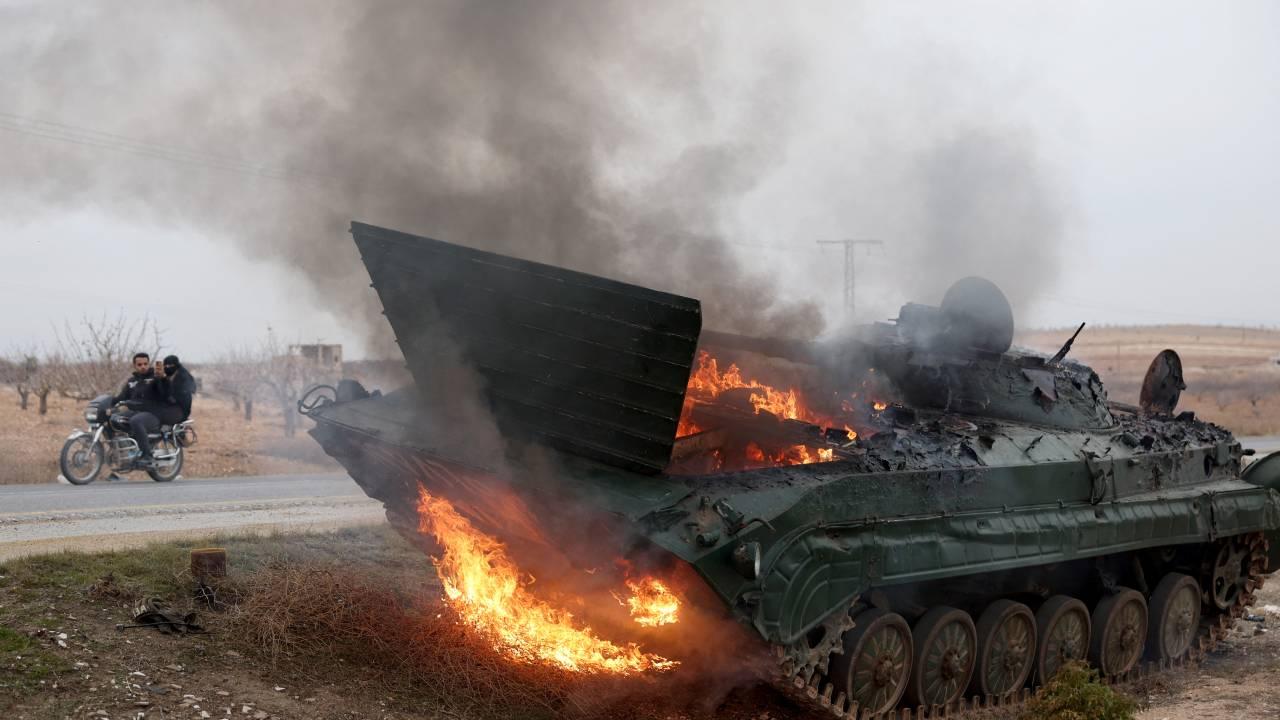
(351, 221, 701, 474)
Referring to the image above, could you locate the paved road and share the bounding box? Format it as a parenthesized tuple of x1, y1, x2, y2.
(0, 473, 385, 562)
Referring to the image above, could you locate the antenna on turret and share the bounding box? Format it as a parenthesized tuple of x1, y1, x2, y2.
(1048, 322, 1086, 365)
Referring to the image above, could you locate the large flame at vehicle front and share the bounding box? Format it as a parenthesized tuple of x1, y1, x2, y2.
(416, 489, 678, 674)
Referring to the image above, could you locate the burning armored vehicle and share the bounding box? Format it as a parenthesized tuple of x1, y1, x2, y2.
(304, 221, 1280, 717)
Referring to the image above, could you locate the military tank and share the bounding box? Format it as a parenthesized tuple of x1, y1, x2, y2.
(304, 221, 1280, 718)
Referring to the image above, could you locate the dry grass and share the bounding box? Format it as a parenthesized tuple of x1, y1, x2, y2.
(226, 563, 568, 718)
(0, 385, 337, 484)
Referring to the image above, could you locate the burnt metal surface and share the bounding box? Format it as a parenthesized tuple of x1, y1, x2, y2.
(352, 221, 701, 474)
(1140, 348, 1186, 415)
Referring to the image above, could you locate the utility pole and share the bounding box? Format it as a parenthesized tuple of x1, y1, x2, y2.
(817, 238, 882, 320)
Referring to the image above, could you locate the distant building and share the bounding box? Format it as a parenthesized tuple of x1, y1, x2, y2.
(289, 344, 343, 371)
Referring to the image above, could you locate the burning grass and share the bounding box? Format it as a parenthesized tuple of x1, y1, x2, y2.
(416, 488, 679, 675)
(224, 550, 716, 719)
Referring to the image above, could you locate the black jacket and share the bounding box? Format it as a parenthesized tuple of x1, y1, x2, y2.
(113, 369, 157, 406)
(155, 366, 196, 423)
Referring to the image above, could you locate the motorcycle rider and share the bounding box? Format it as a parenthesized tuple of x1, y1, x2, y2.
(112, 352, 156, 406)
(111, 352, 164, 467)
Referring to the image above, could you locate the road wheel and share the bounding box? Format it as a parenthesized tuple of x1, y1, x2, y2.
(829, 609, 912, 717)
(1090, 587, 1147, 676)
(1206, 538, 1251, 611)
(59, 436, 104, 485)
(1035, 595, 1090, 684)
(905, 606, 975, 709)
(971, 599, 1036, 699)
(1147, 573, 1201, 661)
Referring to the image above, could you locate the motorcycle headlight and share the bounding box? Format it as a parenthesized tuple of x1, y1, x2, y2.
(85, 410, 99, 424)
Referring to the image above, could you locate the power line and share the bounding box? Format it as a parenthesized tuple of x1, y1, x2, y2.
(0, 110, 336, 186)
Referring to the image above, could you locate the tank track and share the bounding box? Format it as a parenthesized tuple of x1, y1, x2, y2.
(771, 533, 1270, 720)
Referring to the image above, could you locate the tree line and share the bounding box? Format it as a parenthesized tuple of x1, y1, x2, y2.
(2, 314, 345, 437)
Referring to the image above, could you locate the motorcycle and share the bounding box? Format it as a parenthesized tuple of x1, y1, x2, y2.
(59, 394, 195, 484)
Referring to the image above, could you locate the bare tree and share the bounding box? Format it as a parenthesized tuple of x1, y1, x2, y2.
(49, 314, 165, 400)
(0, 354, 37, 410)
(252, 328, 336, 437)
(1, 351, 66, 415)
(1244, 376, 1268, 417)
(29, 359, 56, 415)
(210, 346, 261, 421)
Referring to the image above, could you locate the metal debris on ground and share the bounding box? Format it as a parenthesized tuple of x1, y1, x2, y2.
(116, 597, 205, 634)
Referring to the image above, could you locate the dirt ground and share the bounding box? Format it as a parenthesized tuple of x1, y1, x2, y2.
(0, 528, 445, 720)
(0, 386, 338, 485)
(4, 528, 1280, 720)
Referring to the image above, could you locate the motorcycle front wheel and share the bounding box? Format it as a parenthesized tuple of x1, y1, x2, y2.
(147, 440, 183, 483)
(59, 436, 104, 485)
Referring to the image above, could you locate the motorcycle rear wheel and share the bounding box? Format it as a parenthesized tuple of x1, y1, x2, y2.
(60, 436, 104, 485)
(147, 440, 183, 482)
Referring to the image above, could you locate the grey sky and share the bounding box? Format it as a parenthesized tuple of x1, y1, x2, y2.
(2, 1, 1277, 360)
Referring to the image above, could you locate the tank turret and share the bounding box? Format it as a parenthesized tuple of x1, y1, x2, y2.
(868, 276, 1115, 430)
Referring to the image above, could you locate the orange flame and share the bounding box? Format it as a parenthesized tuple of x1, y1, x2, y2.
(416, 489, 676, 674)
(873, 401, 887, 411)
(676, 415, 702, 437)
(745, 441, 834, 467)
(674, 350, 850, 467)
(684, 351, 813, 422)
(623, 578, 680, 627)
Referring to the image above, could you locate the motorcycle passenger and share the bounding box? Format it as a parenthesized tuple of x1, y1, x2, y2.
(156, 355, 195, 425)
